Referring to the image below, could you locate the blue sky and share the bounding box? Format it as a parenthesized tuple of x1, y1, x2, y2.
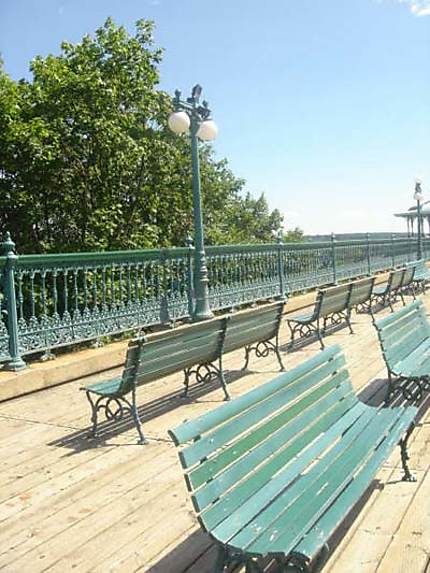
(1, 0, 429, 234)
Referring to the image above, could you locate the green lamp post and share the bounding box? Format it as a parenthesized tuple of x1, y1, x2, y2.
(414, 178, 424, 260)
(168, 85, 218, 321)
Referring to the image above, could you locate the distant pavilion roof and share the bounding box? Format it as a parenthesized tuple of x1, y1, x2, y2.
(394, 201, 430, 218)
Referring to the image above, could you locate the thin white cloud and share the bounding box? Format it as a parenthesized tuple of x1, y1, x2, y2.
(399, 0, 430, 16)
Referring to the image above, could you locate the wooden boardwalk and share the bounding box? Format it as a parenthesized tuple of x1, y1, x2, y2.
(1, 294, 430, 572)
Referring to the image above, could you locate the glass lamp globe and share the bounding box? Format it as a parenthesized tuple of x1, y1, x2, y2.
(414, 190, 424, 202)
(168, 111, 190, 134)
(414, 178, 424, 202)
(196, 119, 218, 142)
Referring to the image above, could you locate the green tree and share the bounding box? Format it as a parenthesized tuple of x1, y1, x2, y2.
(0, 18, 299, 254)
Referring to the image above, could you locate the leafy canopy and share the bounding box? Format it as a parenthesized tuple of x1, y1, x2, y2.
(0, 19, 301, 253)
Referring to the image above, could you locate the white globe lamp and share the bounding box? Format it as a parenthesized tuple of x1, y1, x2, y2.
(196, 119, 218, 142)
(414, 177, 424, 202)
(168, 111, 190, 134)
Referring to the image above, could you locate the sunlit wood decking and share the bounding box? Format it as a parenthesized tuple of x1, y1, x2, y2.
(1, 293, 430, 573)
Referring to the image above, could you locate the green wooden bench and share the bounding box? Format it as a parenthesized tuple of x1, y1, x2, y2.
(374, 299, 430, 403)
(82, 301, 286, 443)
(371, 268, 405, 312)
(347, 276, 375, 321)
(408, 259, 430, 293)
(169, 345, 417, 573)
(287, 284, 352, 350)
(398, 265, 416, 304)
(82, 318, 229, 443)
(223, 301, 286, 372)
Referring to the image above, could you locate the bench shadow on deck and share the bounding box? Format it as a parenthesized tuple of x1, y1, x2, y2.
(47, 368, 252, 453)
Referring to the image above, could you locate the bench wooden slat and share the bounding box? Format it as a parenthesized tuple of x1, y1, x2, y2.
(348, 277, 374, 307)
(243, 408, 410, 556)
(319, 291, 350, 316)
(170, 346, 341, 446)
(189, 370, 349, 489)
(392, 339, 430, 373)
(376, 299, 423, 331)
(211, 403, 378, 547)
(200, 399, 365, 533)
(131, 332, 223, 376)
(223, 318, 279, 353)
(84, 377, 123, 396)
(137, 320, 225, 357)
(295, 406, 416, 560)
(179, 354, 347, 468)
(378, 312, 427, 343)
(381, 320, 429, 359)
(190, 375, 352, 503)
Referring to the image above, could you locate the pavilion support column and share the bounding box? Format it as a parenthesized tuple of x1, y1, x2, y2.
(407, 218, 410, 237)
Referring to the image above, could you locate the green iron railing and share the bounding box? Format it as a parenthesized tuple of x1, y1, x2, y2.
(0, 233, 428, 369)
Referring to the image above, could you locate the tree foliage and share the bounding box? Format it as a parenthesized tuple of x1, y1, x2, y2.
(0, 19, 300, 253)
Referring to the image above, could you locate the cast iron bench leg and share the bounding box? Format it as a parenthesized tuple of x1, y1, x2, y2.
(131, 387, 147, 444)
(219, 357, 230, 401)
(242, 346, 251, 371)
(182, 368, 191, 398)
(275, 333, 286, 371)
(85, 391, 99, 438)
(400, 423, 416, 482)
(316, 318, 325, 350)
(346, 312, 354, 334)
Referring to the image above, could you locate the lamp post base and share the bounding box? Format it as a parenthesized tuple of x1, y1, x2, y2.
(192, 297, 214, 321)
(4, 357, 27, 371)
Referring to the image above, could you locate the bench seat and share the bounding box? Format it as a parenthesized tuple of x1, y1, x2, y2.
(374, 300, 430, 401)
(84, 377, 123, 397)
(169, 345, 417, 572)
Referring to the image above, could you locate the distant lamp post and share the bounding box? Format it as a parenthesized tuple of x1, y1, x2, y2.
(168, 85, 218, 321)
(414, 178, 424, 260)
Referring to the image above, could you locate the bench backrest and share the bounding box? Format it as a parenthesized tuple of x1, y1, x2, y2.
(118, 317, 228, 395)
(315, 284, 351, 318)
(388, 268, 405, 291)
(169, 345, 358, 532)
(401, 265, 415, 288)
(223, 301, 285, 355)
(407, 259, 425, 273)
(348, 277, 375, 308)
(374, 300, 430, 371)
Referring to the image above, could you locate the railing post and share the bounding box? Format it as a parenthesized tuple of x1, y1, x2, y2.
(2, 233, 26, 371)
(185, 235, 195, 318)
(276, 232, 286, 300)
(390, 233, 395, 268)
(366, 232, 371, 275)
(331, 233, 337, 284)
